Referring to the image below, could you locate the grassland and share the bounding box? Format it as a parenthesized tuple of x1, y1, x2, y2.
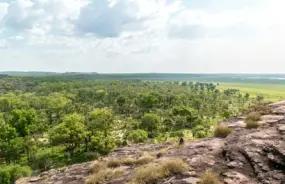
(218, 82, 285, 102)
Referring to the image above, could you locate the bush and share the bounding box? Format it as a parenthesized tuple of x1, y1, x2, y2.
(245, 112, 261, 122)
(126, 129, 148, 143)
(0, 165, 31, 184)
(246, 120, 260, 129)
(133, 158, 188, 184)
(30, 147, 65, 172)
(214, 125, 232, 138)
(199, 170, 220, 184)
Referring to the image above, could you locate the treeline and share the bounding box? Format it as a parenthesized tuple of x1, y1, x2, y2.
(0, 76, 257, 183)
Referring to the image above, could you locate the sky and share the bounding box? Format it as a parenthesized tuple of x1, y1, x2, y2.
(0, 0, 285, 73)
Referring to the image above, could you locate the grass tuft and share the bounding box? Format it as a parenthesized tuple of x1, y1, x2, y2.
(214, 125, 232, 138)
(107, 159, 122, 168)
(86, 166, 125, 184)
(199, 170, 221, 184)
(245, 112, 261, 122)
(90, 161, 107, 174)
(132, 158, 188, 184)
(135, 152, 155, 165)
(246, 120, 260, 129)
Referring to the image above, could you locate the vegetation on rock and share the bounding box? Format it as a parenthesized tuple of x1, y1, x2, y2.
(0, 74, 265, 184)
(214, 125, 232, 138)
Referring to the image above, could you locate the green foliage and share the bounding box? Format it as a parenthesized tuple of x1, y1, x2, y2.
(125, 129, 148, 143)
(0, 165, 31, 184)
(140, 113, 161, 138)
(49, 113, 87, 153)
(9, 109, 36, 137)
(89, 132, 116, 154)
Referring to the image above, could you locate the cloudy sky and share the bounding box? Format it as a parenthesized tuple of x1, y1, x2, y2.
(0, 0, 285, 73)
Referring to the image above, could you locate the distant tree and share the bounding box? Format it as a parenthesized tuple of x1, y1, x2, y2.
(42, 93, 71, 124)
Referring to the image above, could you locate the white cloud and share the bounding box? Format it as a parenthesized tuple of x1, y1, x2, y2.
(1, 0, 285, 73)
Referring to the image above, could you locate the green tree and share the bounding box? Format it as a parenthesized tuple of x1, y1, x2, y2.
(9, 109, 36, 137)
(87, 108, 115, 153)
(125, 129, 148, 143)
(43, 93, 71, 124)
(140, 113, 161, 138)
(49, 113, 87, 155)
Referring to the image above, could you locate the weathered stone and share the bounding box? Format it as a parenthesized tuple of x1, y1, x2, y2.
(181, 177, 200, 184)
(29, 177, 41, 182)
(272, 106, 285, 114)
(223, 171, 250, 183)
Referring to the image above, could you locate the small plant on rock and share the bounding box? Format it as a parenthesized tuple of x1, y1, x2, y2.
(214, 125, 232, 138)
(245, 112, 261, 122)
(132, 158, 188, 184)
(246, 120, 260, 129)
(135, 152, 155, 165)
(199, 170, 221, 184)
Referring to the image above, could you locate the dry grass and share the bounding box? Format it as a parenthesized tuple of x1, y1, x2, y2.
(135, 152, 155, 165)
(199, 170, 221, 184)
(132, 158, 188, 184)
(90, 161, 107, 174)
(86, 167, 125, 184)
(214, 125, 232, 138)
(156, 149, 170, 158)
(245, 112, 261, 122)
(246, 120, 260, 129)
(248, 104, 272, 115)
(106, 157, 137, 168)
(121, 157, 137, 166)
(107, 159, 122, 168)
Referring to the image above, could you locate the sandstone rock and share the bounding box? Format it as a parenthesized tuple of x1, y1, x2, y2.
(223, 171, 250, 184)
(29, 177, 41, 182)
(272, 106, 285, 114)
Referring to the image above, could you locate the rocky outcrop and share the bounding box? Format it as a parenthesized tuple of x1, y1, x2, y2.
(17, 101, 285, 184)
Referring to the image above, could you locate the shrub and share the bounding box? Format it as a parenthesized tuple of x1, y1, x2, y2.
(214, 125, 232, 138)
(246, 120, 259, 129)
(199, 170, 221, 184)
(132, 158, 188, 184)
(245, 112, 261, 122)
(0, 165, 31, 184)
(126, 129, 148, 143)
